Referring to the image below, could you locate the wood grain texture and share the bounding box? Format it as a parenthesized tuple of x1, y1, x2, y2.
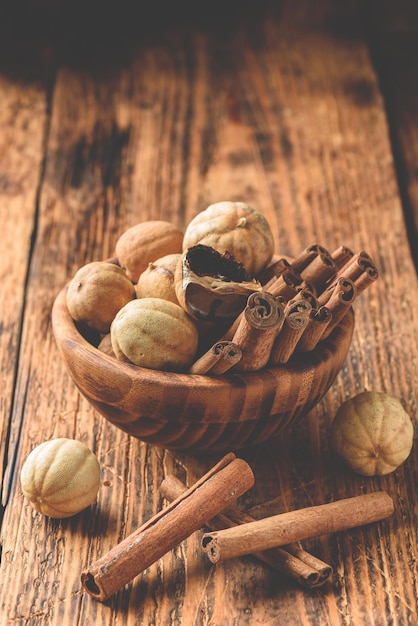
(1, 1, 418, 624)
(368, 0, 418, 268)
(0, 75, 47, 505)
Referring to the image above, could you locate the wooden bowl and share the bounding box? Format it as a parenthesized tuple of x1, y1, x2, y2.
(51, 286, 354, 452)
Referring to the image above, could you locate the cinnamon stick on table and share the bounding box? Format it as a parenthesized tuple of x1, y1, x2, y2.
(201, 492, 394, 564)
(81, 453, 254, 601)
(160, 475, 332, 589)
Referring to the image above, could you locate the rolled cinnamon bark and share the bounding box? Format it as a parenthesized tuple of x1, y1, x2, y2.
(299, 253, 338, 291)
(189, 341, 242, 375)
(319, 277, 356, 339)
(211, 342, 242, 374)
(291, 244, 330, 273)
(201, 492, 394, 564)
(336, 250, 377, 282)
(269, 299, 312, 364)
(257, 257, 291, 286)
(283, 543, 333, 585)
(266, 268, 303, 299)
(330, 245, 355, 270)
(353, 263, 379, 295)
(296, 305, 332, 352)
(81, 453, 254, 601)
(293, 287, 318, 310)
(232, 291, 285, 371)
(189, 340, 227, 374)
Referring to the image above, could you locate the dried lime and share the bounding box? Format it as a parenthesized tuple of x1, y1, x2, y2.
(331, 391, 414, 476)
(20, 438, 100, 518)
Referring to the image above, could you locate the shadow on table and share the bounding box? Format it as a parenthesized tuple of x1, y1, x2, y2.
(0, 0, 274, 81)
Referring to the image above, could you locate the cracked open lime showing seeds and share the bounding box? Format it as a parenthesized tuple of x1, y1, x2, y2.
(182, 201, 275, 277)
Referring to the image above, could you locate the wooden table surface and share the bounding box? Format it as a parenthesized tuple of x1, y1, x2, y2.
(1, 1, 418, 624)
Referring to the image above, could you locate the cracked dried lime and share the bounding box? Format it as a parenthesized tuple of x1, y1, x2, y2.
(182, 201, 275, 276)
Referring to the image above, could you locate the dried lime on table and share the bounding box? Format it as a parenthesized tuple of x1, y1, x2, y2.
(331, 390, 414, 476)
(20, 438, 100, 518)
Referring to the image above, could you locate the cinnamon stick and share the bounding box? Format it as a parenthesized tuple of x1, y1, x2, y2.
(299, 253, 337, 291)
(210, 342, 243, 374)
(298, 280, 317, 296)
(293, 286, 318, 310)
(330, 245, 355, 270)
(189, 340, 242, 375)
(257, 257, 291, 286)
(269, 299, 312, 364)
(266, 268, 303, 299)
(290, 244, 330, 273)
(296, 305, 332, 352)
(189, 341, 226, 374)
(337, 250, 377, 282)
(352, 263, 379, 296)
(201, 492, 394, 563)
(231, 291, 285, 371)
(160, 475, 332, 588)
(319, 277, 357, 340)
(81, 453, 254, 601)
(282, 543, 333, 582)
(319, 249, 377, 313)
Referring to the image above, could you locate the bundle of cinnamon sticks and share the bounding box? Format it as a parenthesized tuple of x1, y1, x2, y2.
(80, 453, 394, 602)
(189, 244, 378, 374)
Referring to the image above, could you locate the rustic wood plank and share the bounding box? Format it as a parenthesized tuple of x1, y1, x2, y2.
(0, 76, 47, 504)
(0, 65, 151, 624)
(367, 0, 418, 269)
(1, 1, 418, 624)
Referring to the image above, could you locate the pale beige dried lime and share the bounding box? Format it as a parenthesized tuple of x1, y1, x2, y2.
(182, 201, 275, 276)
(115, 220, 184, 283)
(135, 253, 181, 304)
(20, 438, 100, 518)
(66, 261, 136, 333)
(110, 297, 198, 371)
(331, 391, 414, 476)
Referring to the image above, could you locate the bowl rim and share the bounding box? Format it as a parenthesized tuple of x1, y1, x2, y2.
(52, 284, 355, 393)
